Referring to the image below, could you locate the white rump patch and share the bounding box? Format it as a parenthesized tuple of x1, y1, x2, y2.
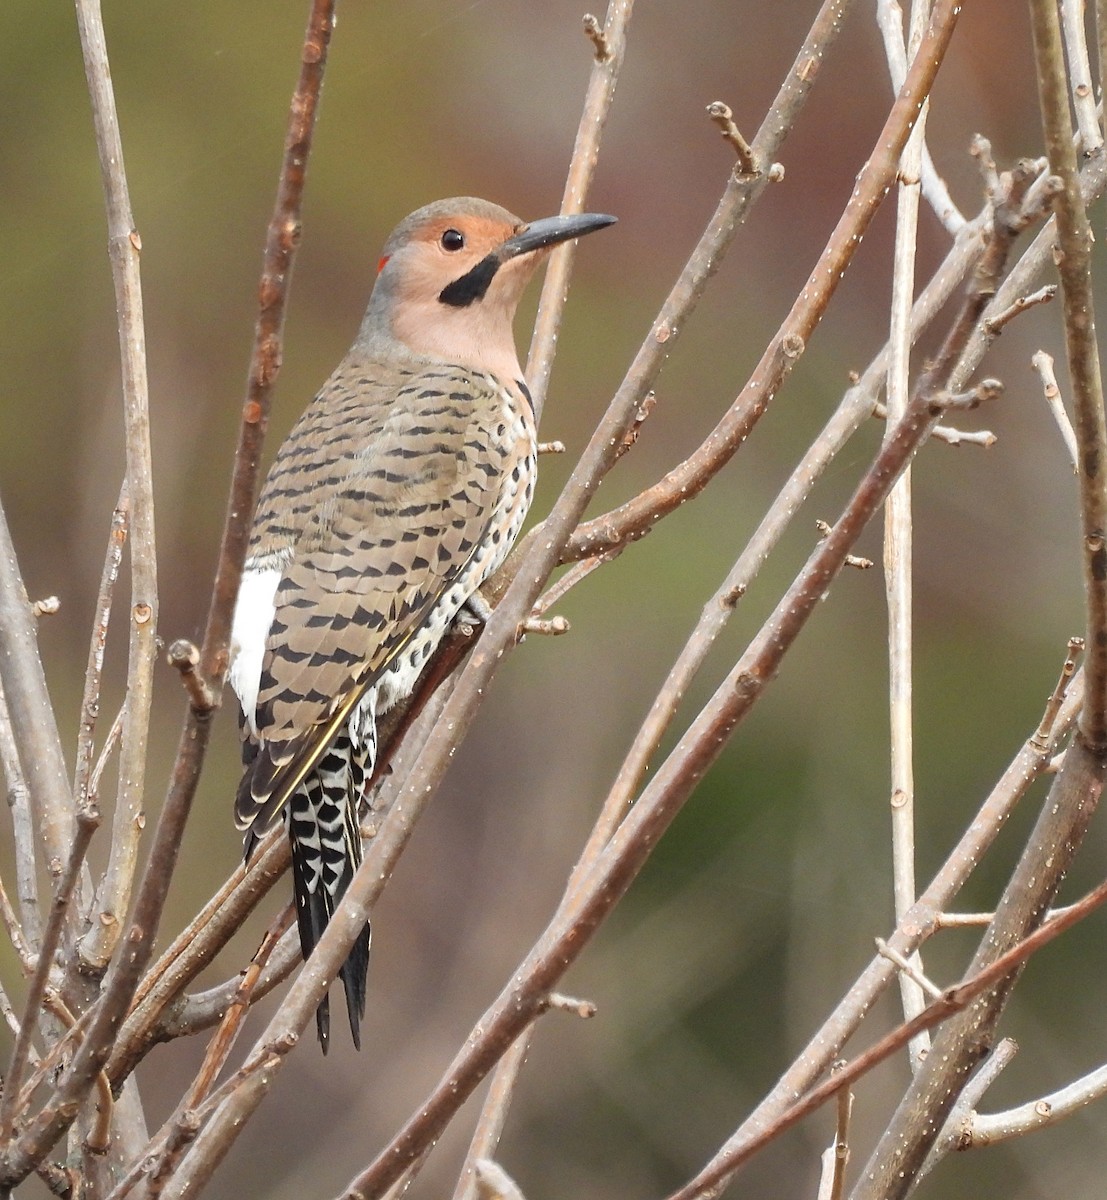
(228, 567, 281, 736)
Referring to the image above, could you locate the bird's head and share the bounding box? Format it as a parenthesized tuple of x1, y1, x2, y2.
(360, 197, 615, 380)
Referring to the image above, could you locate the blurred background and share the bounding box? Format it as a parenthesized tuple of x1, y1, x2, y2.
(1, 1, 1104, 1197)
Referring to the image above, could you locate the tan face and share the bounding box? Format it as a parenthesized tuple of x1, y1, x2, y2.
(379, 213, 540, 312)
(376, 211, 544, 380)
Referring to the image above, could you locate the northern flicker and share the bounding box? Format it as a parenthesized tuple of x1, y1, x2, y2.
(228, 197, 615, 1050)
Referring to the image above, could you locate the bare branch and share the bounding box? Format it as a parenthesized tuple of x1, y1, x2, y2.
(982, 283, 1056, 334)
(962, 1055, 1107, 1146)
(0, 497, 73, 886)
(665, 660, 1081, 1199)
(73, 487, 129, 810)
(874, 937, 943, 1000)
(1031, 0, 1107, 750)
(918, 1037, 1018, 1175)
(851, 737, 1104, 1198)
(666, 872, 1107, 1200)
(525, 0, 632, 421)
(0, 679, 41, 951)
(0, 872, 35, 975)
(72, 0, 159, 975)
(883, 0, 929, 1061)
(0, 808, 99, 1145)
(1032, 349, 1080, 472)
(705, 102, 758, 174)
(875, 0, 965, 233)
(566, 0, 962, 562)
(816, 1066, 852, 1200)
(1060, 0, 1103, 153)
(106, 829, 289, 1082)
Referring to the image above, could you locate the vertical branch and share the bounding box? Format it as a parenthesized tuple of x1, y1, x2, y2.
(197, 0, 336, 692)
(0, 3, 337, 1188)
(525, 1, 633, 423)
(0, 677, 41, 950)
(1036, 0, 1107, 749)
(452, 5, 634, 1190)
(1099, 0, 1107, 143)
(875, 0, 964, 233)
(881, 0, 929, 1062)
(1060, 0, 1103, 153)
(848, 12, 1107, 1191)
(73, 0, 159, 974)
(0, 498, 73, 884)
(849, 741, 1105, 1200)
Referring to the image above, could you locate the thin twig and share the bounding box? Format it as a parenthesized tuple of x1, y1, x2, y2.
(883, 0, 930, 1065)
(1060, 0, 1104, 153)
(531, 550, 621, 617)
(816, 1065, 852, 1200)
(87, 704, 126, 808)
(183, 905, 295, 1110)
(960, 1054, 1107, 1146)
(524, 0, 632, 423)
(73, 485, 129, 810)
(0, 872, 35, 974)
(982, 283, 1056, 334)
(1032, 349, 1080, 472)
(705, 102, 758, 174)
(1032, 0, 1107, 751)
(875, 0, 965, 233)
(875, 937, 942, 999)
(0, 808, 99, 1145)
(74, 0, 159, 975)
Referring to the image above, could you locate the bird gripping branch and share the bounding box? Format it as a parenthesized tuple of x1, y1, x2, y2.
(228, 197, 615, 1050)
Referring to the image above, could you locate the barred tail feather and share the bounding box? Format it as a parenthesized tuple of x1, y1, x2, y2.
(286, 733, 372, 1051)
(290, 833, 335, 1050)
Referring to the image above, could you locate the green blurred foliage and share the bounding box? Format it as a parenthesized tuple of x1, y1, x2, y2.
(2, 2, 1106, 1198)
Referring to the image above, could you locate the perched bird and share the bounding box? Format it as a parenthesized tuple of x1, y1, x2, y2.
(228, 197, 615, 1050)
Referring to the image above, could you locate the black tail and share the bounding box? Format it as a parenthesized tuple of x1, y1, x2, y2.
(289, 823, 372, 1052)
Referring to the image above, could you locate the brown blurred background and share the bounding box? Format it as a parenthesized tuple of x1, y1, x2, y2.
(2, 1, 1104, 1197)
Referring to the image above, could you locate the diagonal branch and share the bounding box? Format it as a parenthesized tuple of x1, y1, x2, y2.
(0, 807, 98, 1146)
(667, 868, 1107, 1200)
(563, 0, 963, 562)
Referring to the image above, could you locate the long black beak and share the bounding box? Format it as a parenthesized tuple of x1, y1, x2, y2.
(439, 211, 616, 308)
(499, 212, 617, 259)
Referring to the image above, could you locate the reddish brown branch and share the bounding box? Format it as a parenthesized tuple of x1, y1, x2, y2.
(564, 0, 964, 562)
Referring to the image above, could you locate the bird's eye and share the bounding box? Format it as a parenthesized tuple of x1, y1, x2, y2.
(441, 228, 465, 252)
